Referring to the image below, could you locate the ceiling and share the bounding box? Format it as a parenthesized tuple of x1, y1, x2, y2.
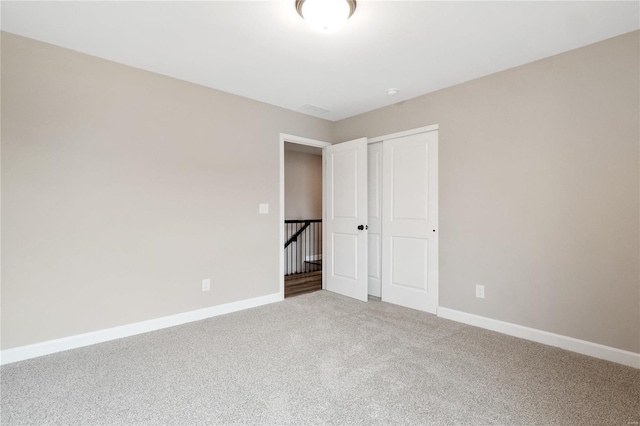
(2, 1, 638, 121)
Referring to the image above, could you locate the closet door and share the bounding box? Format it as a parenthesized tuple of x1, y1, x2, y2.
(367, 142, 383, 297)
(381, 130, 438, 313)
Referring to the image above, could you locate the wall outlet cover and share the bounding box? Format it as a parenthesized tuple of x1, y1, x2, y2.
(202, 279, 211, 292)
(476, 284, 485, 299)
(259, 203, 269, 214)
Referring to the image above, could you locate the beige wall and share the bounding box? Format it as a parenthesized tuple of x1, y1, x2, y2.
(3, 30, 639, 355)
(1, 33, 333, 349)
(335, 31, 640, 353)
(284, 150, 322, 220)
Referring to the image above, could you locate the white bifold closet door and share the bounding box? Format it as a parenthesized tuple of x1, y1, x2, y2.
(323, 138, 369, 302)
(381, 130, 438, 313)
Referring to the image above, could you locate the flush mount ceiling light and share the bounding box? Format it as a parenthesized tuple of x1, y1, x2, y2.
(296, 0, 357, 32)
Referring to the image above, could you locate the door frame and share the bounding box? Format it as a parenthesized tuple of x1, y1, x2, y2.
(279, 133, 331, 300)
(368, 124, 439, 144)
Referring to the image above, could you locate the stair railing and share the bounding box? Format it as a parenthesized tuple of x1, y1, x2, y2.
(284, 219, 322, 276)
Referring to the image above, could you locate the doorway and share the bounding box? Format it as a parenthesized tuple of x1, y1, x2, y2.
(279, 134, 331, 299)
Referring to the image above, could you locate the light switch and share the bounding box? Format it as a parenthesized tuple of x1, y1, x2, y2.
(259, 203, 269, 214)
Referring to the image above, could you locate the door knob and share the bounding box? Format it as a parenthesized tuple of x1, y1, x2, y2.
(358, 225, 365, 230)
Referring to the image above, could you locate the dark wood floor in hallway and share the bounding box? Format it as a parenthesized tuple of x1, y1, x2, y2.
(285, 271, 322, 298)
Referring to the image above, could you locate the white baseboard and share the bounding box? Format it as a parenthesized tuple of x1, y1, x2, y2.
(437, 307, 640, 369)
(0, 292, 283, 366)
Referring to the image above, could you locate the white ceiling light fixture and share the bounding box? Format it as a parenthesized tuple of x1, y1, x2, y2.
(296, 0, 357, 32)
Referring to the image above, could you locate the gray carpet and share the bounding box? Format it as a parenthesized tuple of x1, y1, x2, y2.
(1, 290, 639, 425)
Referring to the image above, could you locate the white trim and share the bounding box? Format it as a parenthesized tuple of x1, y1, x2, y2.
(322, 150, 327, 291)
(279, 133, 331, 297)
(368, 124, 439, 144)
(0, 292, 281, 366)
(280, 133, 332, 149)
(437, 307, 640, 369)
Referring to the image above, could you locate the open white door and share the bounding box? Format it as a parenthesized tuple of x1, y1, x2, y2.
(381, 130, 438, 313)
(323, 138, 368, 302)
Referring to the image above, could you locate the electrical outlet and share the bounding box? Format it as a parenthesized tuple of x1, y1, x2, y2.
(202, 279, 211, 292)
(476, 284, 485, 299)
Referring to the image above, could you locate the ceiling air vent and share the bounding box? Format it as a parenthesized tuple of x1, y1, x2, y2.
(299, 104, 330, 115)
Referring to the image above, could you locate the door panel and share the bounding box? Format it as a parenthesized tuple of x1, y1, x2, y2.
(391, 237, 428, 290)
(367, 234, 381, 286)
(332, 149, 358, 218)
(333, 233, 358, 279)
(382, 131, 438, 313)
(323, 138, 368, 302)
(391, 142, 429, 221)
(367, 142, 383, 297)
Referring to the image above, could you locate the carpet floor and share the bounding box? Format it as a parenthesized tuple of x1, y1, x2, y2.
(1, 291, 639, 425)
